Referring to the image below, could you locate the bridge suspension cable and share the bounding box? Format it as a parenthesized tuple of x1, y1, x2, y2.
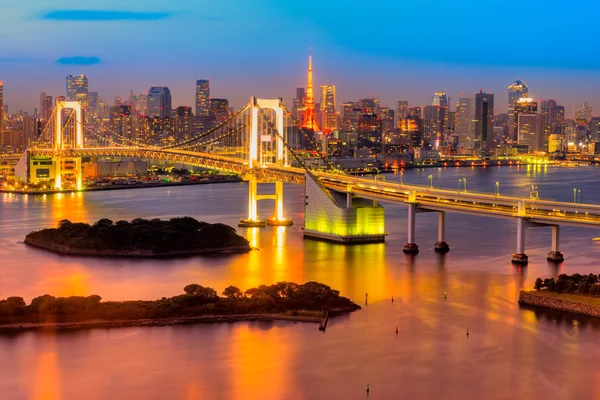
(282, 106, 343, 174)
(163, 104, 250, 150)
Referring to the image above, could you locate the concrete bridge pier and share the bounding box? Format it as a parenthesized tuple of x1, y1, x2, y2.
(547, 225, 564, 262)
(239, 179, 266, 227)
(403, 203, 419, 254)
(239, 179, 293, 228)
(434, 211, 450, 253)
(512, 217, 528, 265)
(267, 180, 293, 226)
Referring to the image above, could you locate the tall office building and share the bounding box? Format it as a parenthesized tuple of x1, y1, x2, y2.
(293, 88, 306, 122)
(195, 80, 210, 117)
(577, 102, 593, 123)
(457, 95, 476, 148)
(66, 75, 89, 107)
(517, 114, 544, 151)
(174, 106, 193, 141)
(88, 92, 99, 109)
(432, 92, 448, 108)
(475, 90, 494, 150)
(210, 98, 229, 124)
(109, 105, 133, 141)
(508, 79, 528, 140)
(0, 82, 3, 134)
(320, 85, 337, 132)
(320, 85, 336, 113)
(147, 86, 172, 119)
(423, 105, 443, 146)
(396, 101, 409, 127)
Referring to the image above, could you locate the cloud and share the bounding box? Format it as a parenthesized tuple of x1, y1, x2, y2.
(41, 10, 172, 21)
(57, 56, 102, 65)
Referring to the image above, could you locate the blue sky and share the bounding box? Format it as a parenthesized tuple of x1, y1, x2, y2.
(1, 0, 599, 115)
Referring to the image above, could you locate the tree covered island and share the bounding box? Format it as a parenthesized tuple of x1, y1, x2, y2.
(0, 281, 361, 331)
(24, 217, 251, 257)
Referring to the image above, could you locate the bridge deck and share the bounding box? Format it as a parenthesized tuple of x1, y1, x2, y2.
(27, 147, 600, 228)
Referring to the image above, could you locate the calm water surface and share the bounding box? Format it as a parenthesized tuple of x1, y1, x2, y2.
(1, 165, 600, 399)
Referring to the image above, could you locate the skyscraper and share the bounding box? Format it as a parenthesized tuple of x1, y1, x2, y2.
(320, 85, 337, 132)
(577, 102, 593, 123)
(210, 98, 229, 124)
(195, 80, 210, 117)
(423, 105, 443, 146)
(66, 75, 89, 107)
(517, 114, 544, 151)
(301, 52, 319, 131)
(432, 92, 448, 108)
(0, 82, 4, 134)
(457, 95, 476, 148)
(508, 79, 528, 140)
(475, 90, 494, 150)
(396, 100, 408, 121)
(147, 86, 172, 119)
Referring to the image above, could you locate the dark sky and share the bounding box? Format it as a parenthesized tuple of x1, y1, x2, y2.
(1, 0, 599, 116)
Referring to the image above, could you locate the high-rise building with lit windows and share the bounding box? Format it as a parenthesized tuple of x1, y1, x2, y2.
(0, 82, 4, 133)
(508, 79, 528, 140)
(195, 80, 210, 117)
(147, 86, 172, 119)
(320, 85, 337, 132)
(457, 95, 476, 148)
(432, 92, 448, 108)
(66, 75, 89, 107)
(475, 90, 494, 150)
(210, 98, 229, 124)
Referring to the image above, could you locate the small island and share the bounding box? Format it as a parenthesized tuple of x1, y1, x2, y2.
(0, 281, 360, 331)
(519, 273, 600, 318)
(24, 217, 251, 257)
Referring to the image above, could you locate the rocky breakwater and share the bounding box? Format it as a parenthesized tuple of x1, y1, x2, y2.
(518, 291, 600, 318)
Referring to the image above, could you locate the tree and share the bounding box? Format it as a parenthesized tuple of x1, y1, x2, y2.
(566, 280, 577, 293)
(534, 278, 543, 291)
(93, 218, 113, 227)
(183, 284, 218, 301)
(222, 286, 244, 300)
(555, 278, 567, 293)
(58, 219, 72, 229)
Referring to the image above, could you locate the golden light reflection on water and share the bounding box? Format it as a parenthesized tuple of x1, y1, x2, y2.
(44, 267, 91, 297)
(229, 324, 292, 400)
(32, 337, 60, 400)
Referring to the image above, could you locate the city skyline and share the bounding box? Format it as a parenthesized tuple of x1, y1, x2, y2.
(2, 2, 600, 113)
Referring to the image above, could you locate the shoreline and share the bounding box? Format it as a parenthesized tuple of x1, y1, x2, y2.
(0, 177, 242, 196)
(0, 313, 326, 333)
(518, 291, 600, 318)
(24, 237, 251, 258)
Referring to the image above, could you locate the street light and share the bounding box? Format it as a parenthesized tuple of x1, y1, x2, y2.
(458, 178, 467, 193)
(428, 175, 433, 189)
(574, 188, 581, 204)
(400, 170, 404, 186)
(495, 181, 499, 197)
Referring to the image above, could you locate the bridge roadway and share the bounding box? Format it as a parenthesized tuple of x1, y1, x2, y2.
(29, 147, 600, 228)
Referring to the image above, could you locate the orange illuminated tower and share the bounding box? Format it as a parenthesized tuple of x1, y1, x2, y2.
(301, 51, 319, 131)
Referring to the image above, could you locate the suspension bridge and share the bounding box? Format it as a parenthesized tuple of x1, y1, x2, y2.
(14, 97, 600, 265)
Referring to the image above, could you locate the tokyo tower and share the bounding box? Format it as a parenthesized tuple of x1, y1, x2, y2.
(301, 51, 319, 131)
